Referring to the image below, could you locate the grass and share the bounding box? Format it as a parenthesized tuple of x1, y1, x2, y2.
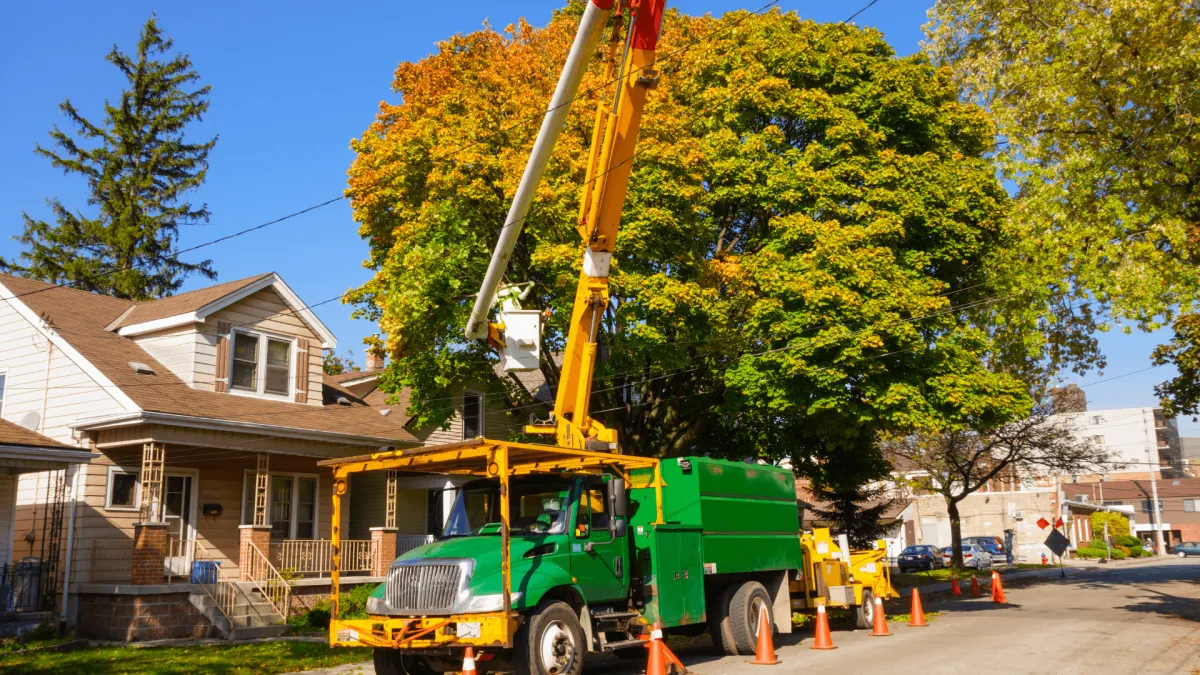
(0, 640, 371, 675)
(893, 564, 1043, 588)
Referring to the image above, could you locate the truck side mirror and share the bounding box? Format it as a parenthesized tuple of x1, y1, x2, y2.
(608, 479, 627, 537)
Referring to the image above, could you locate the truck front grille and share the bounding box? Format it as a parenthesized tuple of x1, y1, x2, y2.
(386, 564, 462, 612)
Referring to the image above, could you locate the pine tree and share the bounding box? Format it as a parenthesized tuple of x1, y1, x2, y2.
(2, 16, 218, 300)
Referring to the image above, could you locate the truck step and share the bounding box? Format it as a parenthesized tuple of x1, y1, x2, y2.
(591, 610, 642, 621)
(602, 639, 649, 652)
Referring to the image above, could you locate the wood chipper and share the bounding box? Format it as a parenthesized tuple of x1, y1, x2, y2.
(790, 528, 898, 629)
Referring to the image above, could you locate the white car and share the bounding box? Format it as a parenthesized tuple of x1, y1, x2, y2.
(942, 544, 993, 569)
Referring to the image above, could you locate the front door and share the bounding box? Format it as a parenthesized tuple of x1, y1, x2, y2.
(569, 480, 627, 603)
(163, 473, 196, 576)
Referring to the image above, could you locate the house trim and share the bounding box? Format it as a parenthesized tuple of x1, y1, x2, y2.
(114, 274, 338, 349)
(339, 374, 378, 387)
(0, 281, 139, 413)
(0, 444, 97, 465)
(72, 410, 410, 448)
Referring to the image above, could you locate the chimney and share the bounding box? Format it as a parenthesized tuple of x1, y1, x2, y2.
(365, 337, 385, 371)
(1049, 383, 1087, 414)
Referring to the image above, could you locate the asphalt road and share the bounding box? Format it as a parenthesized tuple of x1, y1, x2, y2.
(290, 557, 1200, 675)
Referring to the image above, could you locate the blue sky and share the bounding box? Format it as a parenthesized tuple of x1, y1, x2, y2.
(0, 0, 1193, 435)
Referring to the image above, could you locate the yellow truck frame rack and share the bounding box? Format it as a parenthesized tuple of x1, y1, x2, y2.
(316, 438, 661, 650)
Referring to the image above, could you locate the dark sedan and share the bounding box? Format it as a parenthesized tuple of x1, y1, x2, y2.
(1172, 541, 1200, 558)
(898, 544, 946, 572)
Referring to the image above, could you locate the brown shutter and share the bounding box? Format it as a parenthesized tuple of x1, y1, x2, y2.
(214, 321, 232, 393)
(294, 338, 310, 403)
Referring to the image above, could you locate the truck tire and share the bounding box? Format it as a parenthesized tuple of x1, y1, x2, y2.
(514, 601, 585, 675)
(855, 589, 874, 630)
(373, 649, 435, 675)
(728, 581, 773, 656)
(708, 585, 738, 655)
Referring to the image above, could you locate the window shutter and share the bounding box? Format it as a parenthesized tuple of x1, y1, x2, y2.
(214, 321, 232, 393)
(294, 338, 310, 403)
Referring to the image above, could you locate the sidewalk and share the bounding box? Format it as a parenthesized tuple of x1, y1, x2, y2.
(894, 555, 1173, 596)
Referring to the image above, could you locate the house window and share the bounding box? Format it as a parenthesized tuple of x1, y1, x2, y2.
(1141, 499, 1164, 514)
(241, 472, 318, 539)
(462, 391, 483, 439)
(1091, 435, 1105, 446)
(1102, 500, 1124, 507)
(1184, 499, 1199, 513)
(105, 467, 140, 511)
(230, 331, 292, 397)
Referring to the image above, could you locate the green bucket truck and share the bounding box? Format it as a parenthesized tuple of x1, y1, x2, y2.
(320, 440, 805, 675)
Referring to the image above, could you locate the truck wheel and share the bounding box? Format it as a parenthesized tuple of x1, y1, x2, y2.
(855, 589, 874, 630)
(708, 585, 738, 655)
(728, 581, 773, 656)
(373, 649, 435, 675)
(515, 601, 584, 675)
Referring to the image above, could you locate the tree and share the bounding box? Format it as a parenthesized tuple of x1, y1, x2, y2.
(347, 4, 1028, 468)
(2, 16, 218, 300)
(925, 0, 1200, 414)
(887, 403, 1108, 568)
(323, 350, 361, 376)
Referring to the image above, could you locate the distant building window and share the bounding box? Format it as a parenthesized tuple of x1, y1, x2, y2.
(1141, 499, 1164, 514)
(1185, 499, 1199, 513)
(1102, 500, 1123, 507)
(1091, 415, 1104, 425)
(1091, 435, 1105, 446)
(105, 467, 140, 511)
(230, 331, 293, 397)
(463, 392, 483, 439)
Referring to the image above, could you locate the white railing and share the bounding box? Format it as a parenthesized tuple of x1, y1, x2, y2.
(272, 539, 375, 577)
(165, 536, 197, 581)
(397, 534, 436, 556)
(244, 541, 291, 619)
(89, 539, 132, 582)
(193, 541, 239, 623)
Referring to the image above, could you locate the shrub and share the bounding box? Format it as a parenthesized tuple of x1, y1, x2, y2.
(1114, 545, 1131, 556)
(1090, 512, 1130, 539)
(1111, 548, 1128, 560)
(339, 584, 375, 620)
(1115, 535, 1140, 548)
(1075, 547, 1106, 559)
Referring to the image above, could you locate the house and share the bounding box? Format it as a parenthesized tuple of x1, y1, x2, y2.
(1063, 477, 1200, 547)
(0, 419, 95, 636)
(0, 272, 519, 640)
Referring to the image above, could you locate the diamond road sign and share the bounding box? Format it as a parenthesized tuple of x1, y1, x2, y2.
(1044, 529, 1070, 557)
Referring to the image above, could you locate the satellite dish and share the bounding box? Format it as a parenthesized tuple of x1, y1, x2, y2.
(31, 332, 48, 352)
(17, 412, 41, 431)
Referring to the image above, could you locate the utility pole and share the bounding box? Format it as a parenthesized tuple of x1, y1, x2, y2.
(1098, 477, 1111, 561)
(1144, 409, 1166, 556)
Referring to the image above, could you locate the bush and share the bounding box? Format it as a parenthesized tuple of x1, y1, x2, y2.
(339, 584, 375, 620)
(1111, 548, 1128, 560)
(1090, 512, 1131, 539)
(1114, 545, 1131, 556)
(1115, 535, 1140, 548)
(1075, 547, 1106, 559)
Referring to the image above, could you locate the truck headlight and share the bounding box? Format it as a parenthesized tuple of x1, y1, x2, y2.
(367, 595, 388, 615)
(458, 592, 522, 613)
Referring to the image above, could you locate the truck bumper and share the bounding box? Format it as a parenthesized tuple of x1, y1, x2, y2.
(329, 612, 516, 649)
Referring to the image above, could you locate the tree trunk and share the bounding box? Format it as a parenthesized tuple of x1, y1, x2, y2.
(947, 498, 965, 569)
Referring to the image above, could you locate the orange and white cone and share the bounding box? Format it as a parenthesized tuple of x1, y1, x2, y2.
(645, 627, 669, 675)
(970, 576, 982, 597)
(991, 570, 1007, 604)
(748, 603, 781, 665)
(869, 596, 891, 637)
(950, 574, 961, 596)
(908, 588, 928, 627)
(461, 647, 477, 675)
(810, 602, 837, 650)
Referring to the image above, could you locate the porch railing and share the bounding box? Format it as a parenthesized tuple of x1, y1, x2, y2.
(192, 541, 239, 624)
(272, 539, 375, 577)
(89, 539, 133, 582)
(244, 541, 291, 619)
(165, 536, 197, 582)
(397, 534, 436, 556)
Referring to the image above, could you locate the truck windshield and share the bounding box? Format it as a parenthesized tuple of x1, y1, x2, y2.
(443, 481, 572, 537)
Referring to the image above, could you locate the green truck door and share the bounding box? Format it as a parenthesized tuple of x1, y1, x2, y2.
(570, 483, 627, 602)
(649, 526, 705, 627)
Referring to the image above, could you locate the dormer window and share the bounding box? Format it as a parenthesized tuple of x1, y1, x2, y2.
(230, 330, 293, 397)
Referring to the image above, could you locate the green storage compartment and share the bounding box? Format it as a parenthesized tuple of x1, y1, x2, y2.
(634, 524, 705, 628)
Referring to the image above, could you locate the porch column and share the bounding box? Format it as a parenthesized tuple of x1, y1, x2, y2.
(131, 522, 169, 585)
(370, 527, 397, 577)
(239, 525, 272, 582)
(138, 442, 165, 522)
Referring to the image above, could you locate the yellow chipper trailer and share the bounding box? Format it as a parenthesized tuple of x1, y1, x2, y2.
(790, 527, 898, 629)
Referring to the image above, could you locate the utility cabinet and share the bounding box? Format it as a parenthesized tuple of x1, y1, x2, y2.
(635, 524, 705, 628)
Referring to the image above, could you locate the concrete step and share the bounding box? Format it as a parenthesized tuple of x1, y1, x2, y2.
(228, 624, 290, 640)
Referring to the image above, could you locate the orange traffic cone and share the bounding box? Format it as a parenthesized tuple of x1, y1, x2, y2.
(645, 627, 669, 675)
(869, 596, 891, 637)
(748, 603, 781, 665)
(950, 574, 961, 596)
(970, 576, 982, 597)
(991, 570, 1007, 604)
(908, 589, 928, 627)
(810, 602, 837, 650)
(461, 647, 477, 675)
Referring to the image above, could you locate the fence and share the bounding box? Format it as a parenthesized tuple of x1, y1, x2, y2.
(0, 561, 46, 612)
(271, 539, 375, 577)
(89, 539, 133, 582)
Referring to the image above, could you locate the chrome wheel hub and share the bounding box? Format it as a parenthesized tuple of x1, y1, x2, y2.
(539, 620, 576, 674)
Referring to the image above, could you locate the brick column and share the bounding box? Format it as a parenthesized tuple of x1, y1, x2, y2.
(370, 527, 398, 577)
(239, 525, 272, 581)
(132, 522, 169, 585)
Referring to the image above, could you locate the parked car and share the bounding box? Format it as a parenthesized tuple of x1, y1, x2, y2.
(897, 544, 946, 572)
(942, 544, 993, 568)
(964, 536, 1005, 560)
(1171, 541, 1200, 558)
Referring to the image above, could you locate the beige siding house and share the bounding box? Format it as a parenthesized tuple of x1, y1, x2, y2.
(0, 272, 520, 640)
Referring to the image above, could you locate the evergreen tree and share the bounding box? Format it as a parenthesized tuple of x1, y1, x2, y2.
(3, 16, 218, 300)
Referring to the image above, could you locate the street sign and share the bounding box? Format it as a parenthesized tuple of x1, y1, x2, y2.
(1044, 529, 1070, 557)
(1036, 517, 1050, 530)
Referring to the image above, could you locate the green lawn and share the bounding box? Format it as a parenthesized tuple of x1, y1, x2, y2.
(892, 564, 1044, 588)
(0, 640, 371, 675)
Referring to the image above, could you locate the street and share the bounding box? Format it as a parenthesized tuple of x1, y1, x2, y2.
(294, 558, 1200, 675)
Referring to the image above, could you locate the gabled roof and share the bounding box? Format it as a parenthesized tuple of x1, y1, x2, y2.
(109, 272, 337, 348)
(0, 419, 73, 449)
(0, 274, 415, 446)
